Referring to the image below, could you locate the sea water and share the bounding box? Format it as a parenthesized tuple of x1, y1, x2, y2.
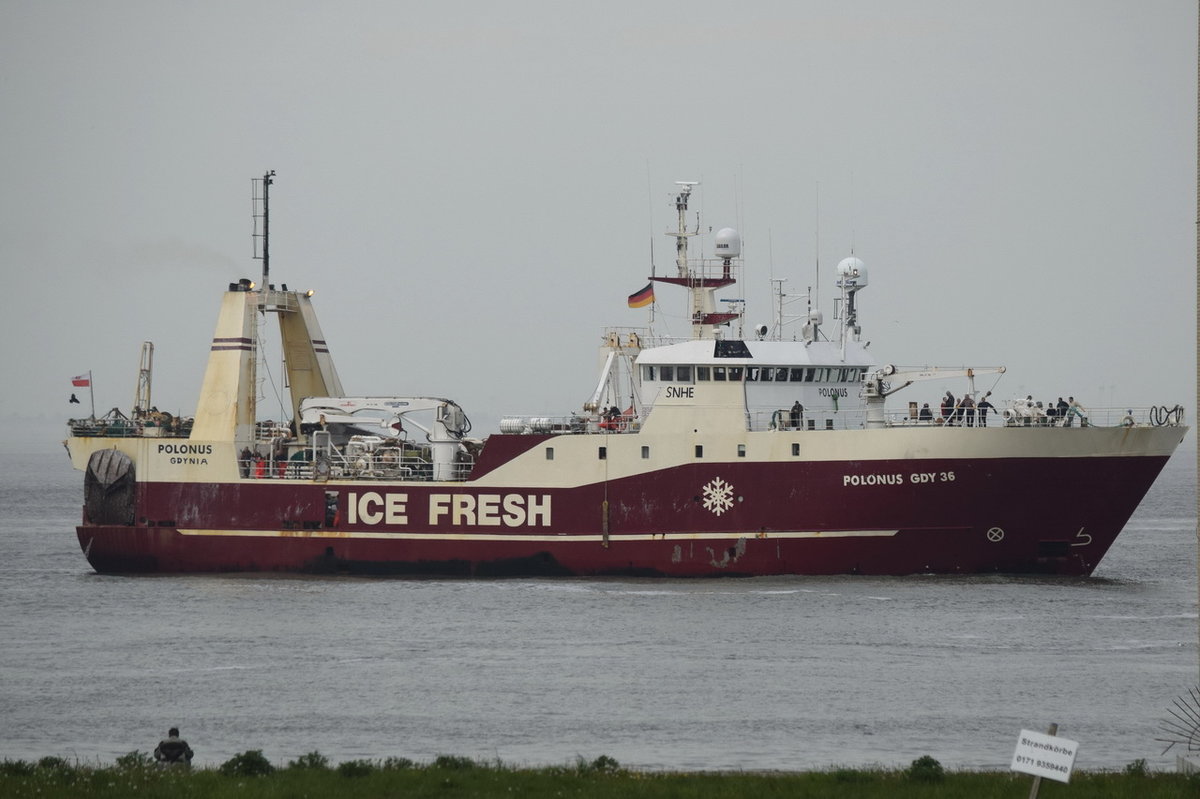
(0, 448, 1195, 771)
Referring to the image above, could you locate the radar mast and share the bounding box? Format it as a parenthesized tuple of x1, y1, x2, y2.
(649, 182, 740, 339)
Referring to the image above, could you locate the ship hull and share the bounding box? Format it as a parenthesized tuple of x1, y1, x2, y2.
(75, 448, 1176, 577)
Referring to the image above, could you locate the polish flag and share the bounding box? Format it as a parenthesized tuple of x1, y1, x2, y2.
(71, 374, 90, 387)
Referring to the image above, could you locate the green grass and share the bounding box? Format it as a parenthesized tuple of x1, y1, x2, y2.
(1, 753, 1197, 798)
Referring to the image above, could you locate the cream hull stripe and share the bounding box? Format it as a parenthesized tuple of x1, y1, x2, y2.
(176, 528, 900, 542)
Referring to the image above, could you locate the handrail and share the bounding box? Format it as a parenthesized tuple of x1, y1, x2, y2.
(67, 417, 193, 438)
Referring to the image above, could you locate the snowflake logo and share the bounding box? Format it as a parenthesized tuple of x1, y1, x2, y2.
(701, 477, 736, 516)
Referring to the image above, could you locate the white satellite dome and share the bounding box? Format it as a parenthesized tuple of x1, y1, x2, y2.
(714, 227, 742, 260)
(837, 255, 865, 276)
(837, 255, 868, 287)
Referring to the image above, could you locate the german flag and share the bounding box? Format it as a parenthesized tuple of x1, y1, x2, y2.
(627, 283, 654, 308)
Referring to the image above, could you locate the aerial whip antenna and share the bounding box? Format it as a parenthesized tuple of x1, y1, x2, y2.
(252, 170, 276, 292)
(815, 183, 821, 314)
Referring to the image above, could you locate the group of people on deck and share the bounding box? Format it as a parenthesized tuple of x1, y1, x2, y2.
(919, 391, 996, 427)
(599, 406, 630, 431)
(917, 393, 1087, 427)
(1018, 395, 1089, 427)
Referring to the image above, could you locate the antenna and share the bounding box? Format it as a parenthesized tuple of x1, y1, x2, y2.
(849, 171, 857, 255)
(814, 183, 821, 317)
(646, 160, 655, 278)
(252, 170, 276, 291)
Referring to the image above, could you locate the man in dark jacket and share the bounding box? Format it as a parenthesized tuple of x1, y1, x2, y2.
(153, 727, 194, 765)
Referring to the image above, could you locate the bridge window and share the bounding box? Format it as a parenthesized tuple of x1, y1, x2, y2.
(758, 368, 772, 382)
(676, 365, 692, 382)
(714, 340, 752, 358)
(697, 366, 710, 381)
(775, 367, 789, 381)
(729, 367, 744, 381)
(642, 365, 656, 381)
(660, 365, 674, 381)
(713, 366, 727, 381)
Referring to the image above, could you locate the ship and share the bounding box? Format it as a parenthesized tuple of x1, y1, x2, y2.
(64, 175, 1188, 577)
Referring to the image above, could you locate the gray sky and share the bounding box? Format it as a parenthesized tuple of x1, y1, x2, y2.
(2, 1, 1195, 450)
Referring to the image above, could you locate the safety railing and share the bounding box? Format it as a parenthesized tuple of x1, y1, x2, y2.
(749, 404, 1185, 432)
(68, 417, 194, 438)
(873, 404, 1185, 430)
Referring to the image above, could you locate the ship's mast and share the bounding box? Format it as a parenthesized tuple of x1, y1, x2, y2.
(133, 340, 153, 417)
(651, 182, 739, 339)
(676, 183, 710, 337)
(261, 170, 274, 291)
(835, 256, 868, 361)
(673, 181, 696, 278)
(770, 279, 821, 342)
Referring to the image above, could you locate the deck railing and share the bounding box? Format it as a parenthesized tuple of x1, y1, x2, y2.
(69, 403, 1185, 446)
(241, 448, 475, 482)
(872, 404, 1185, 430)
(496, 405, 1186, 436)
(68, 403, 1186, 485)
(67, 417, 193, 438)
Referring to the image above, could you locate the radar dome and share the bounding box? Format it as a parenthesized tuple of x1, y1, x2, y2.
(714, 228, 741, 260)
(837, 256, 865, 276)
(836, 255, 868, 287)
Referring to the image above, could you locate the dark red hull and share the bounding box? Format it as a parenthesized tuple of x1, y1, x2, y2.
(76, 453, 1172, 577)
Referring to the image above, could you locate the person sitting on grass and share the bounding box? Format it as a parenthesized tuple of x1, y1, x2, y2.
(153, 727, 193, 765)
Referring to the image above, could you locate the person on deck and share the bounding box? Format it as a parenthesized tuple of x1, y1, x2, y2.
(789, 400, 804, 430)
(1065, 396, 1087, 427)
(960, 394, 976, 427)
(941, 392, 955, 425)
(918, 403, 933, 422)
(976, 394, 995, 427)
(153, 727, 193, 765)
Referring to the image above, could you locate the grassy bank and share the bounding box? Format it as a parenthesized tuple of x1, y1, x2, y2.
(2, 752, 1197, 798)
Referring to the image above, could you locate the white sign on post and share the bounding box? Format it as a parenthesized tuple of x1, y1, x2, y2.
(1010, 728, 1079, 783)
